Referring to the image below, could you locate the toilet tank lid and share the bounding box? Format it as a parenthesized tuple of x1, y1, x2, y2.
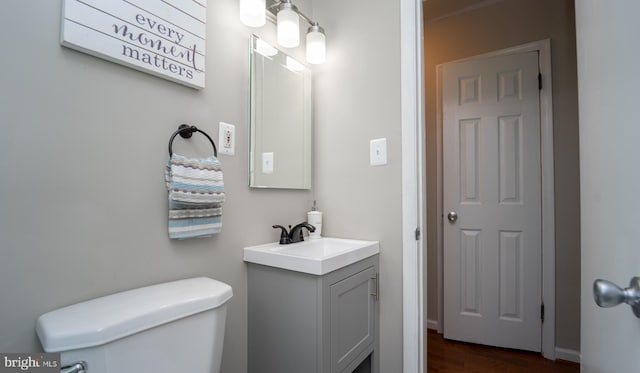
(36, 277, 232, 352)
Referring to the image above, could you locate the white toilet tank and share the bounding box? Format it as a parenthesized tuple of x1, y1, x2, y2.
(36, 277, 232, 373)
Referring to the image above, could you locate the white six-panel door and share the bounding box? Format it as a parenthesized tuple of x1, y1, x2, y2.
(443, 51, 542, 351)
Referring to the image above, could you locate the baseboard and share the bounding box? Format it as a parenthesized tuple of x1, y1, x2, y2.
(426, 319, 439, 331)
(555, 347, 581, 364)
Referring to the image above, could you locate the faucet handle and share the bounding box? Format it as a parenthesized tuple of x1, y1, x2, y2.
(272, 225, 291, 244)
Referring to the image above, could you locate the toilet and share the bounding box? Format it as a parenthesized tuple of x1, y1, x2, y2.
(36, 277, 232, 373)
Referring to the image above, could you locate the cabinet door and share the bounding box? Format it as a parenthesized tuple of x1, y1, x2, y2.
(330, 266, 375, 373)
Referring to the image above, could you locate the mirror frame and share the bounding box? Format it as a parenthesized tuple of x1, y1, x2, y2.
(249, 35, 312, 189)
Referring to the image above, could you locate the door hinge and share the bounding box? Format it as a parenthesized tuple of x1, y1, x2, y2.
(415, 227, 421, 241)
(541, 302, 545, 323)
(538, 73, 542, 90)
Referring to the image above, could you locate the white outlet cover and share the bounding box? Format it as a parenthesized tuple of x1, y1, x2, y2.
(218, 122, 235, 155)
(370, 138, 387, 166)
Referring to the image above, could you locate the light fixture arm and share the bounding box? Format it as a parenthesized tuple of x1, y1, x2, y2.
(244, 0, 326, 64)
(294, 9, 314, 27)
(268, 0, 319, 28)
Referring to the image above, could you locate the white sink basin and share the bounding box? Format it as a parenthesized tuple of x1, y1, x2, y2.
(243, 237, 379, 275)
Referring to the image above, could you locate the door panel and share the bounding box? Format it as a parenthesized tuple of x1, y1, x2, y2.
(577, 2, 640, 371)
(499, 230, 523, 321)
(498, 115, 522, 203)
(443, 51, 542, 351)
(461, 229, 481, 315)
(460, 119, 480, 203)
(330, 266, 375, 373)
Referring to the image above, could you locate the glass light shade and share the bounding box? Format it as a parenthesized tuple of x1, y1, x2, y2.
(240, 0, 265, 27)
(306, 29, 326, 64)
(277, 7, 300, 48)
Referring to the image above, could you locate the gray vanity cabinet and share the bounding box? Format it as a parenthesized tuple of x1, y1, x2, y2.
(247, 255, 379, 373)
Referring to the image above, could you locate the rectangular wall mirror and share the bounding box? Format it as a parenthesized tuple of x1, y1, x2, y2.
(249, 35, 312, 189)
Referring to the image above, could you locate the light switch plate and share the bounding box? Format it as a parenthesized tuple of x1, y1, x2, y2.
(370, 138, 387, 166)
(218, 122, 235, 155)
(262, 152, 274, 174)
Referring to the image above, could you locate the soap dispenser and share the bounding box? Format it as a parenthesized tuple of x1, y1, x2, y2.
(307, 200, 322, 239)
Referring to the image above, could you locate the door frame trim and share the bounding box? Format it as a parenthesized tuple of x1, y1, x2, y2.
(401, 0, 426, 371)
(435, 39, 555, 359)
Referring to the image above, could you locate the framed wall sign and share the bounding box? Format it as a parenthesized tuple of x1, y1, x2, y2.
(61, 0, 207, 89)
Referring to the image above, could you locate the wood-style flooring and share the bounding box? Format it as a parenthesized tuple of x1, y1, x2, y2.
(427, 329, 580, 372)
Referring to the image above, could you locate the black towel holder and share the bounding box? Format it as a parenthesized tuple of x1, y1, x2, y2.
(168, 124, 218, 157)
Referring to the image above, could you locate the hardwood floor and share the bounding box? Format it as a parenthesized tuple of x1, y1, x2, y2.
(427, 329, 580, 372)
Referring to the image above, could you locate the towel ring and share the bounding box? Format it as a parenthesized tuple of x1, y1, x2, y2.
(168, 124, 218, 157)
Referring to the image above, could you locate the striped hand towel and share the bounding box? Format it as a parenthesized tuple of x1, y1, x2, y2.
(165, 154, 225, 239)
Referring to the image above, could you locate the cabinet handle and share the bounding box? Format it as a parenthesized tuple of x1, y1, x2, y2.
(371, 272, 379, 301)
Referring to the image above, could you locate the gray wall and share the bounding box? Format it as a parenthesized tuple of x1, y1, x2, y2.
(0, 1, 313, 372)
(312, 0, 403, 371)
(423, 0, 581, 351)
(0, 0, 405, 371)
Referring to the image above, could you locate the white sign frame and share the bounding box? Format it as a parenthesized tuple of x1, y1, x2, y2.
(61, 0, 207, 89)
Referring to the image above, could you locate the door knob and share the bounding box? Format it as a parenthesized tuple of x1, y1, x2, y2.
(593, 277, 640, 318)
(447, 211, 458, 223)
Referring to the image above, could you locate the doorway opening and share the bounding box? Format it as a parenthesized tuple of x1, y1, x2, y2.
(423, 0, 582, 365)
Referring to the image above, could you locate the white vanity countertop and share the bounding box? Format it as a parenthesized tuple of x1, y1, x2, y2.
(243, 237, 379, 275)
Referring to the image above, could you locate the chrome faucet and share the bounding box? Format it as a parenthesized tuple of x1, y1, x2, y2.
(272, 222, 316, 244)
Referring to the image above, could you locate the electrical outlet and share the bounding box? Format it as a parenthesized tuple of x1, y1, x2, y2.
(218, 122, 235, 155)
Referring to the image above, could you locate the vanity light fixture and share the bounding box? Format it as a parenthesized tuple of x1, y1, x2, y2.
(276, 1, 299, 48)
(239, 0, 326, 64)
(306, 22, 325, 64)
